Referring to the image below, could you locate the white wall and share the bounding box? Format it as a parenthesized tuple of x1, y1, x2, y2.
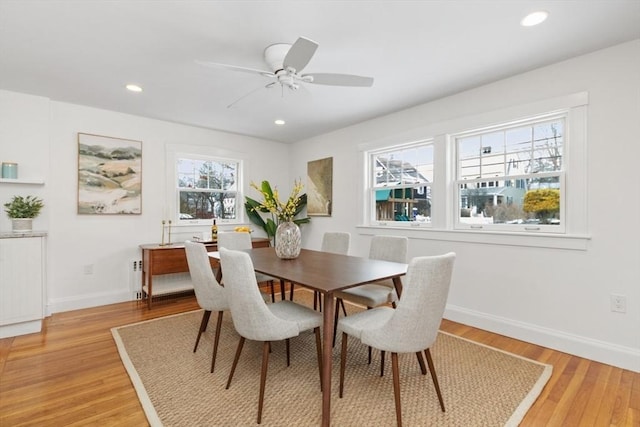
(291, 40, 640, 371)
(0, 90, 290, 313)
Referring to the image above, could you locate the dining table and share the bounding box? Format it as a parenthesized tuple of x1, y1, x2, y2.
(209, 247, 407, 427)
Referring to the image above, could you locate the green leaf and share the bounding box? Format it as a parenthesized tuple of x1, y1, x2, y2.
(265, 218, 277, 238)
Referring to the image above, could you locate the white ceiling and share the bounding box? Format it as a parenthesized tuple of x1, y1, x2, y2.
(1, 1, 638, 144)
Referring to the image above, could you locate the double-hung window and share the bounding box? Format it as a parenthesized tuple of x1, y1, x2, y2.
(454, 115, 565, 232)
(368, 141, 434, 225)
(176, 156, 241, 224)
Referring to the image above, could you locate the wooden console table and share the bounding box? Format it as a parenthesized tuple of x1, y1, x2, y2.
(140, 238, 270, 308)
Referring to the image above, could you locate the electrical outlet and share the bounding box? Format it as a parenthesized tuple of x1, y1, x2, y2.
(610, 294, 627, 313)
(83, 264, 94, 275)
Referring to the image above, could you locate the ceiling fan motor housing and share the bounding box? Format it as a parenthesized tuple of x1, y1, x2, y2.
(264, 43, 292, 73)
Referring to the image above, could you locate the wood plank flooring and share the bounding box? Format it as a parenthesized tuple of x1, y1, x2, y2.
(1, 293, 638, 426)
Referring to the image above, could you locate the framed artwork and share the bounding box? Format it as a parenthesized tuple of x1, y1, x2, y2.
(77, 133, 142, 214)
(307, 157, 333, 216)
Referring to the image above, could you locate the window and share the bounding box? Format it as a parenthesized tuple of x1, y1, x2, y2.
(454, 116, 564, 232)
(368, 141, 434, 225)
(360, 92, 587, 247)
(175, 156, 241, 224)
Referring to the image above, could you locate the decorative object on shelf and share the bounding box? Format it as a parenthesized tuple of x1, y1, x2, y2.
(1, 162, 18, 179)
(3, 195, 44, 233)
(234, 226, 252, 233)
(244, 179, 309, 256)
(274, 220, 302, 259)
(77, 133, 142, 215)
(159, 219, 173, 246)
(307, 157, 333, 216)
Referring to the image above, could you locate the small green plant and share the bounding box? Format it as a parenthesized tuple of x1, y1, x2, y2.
(4, 195, 44, 218)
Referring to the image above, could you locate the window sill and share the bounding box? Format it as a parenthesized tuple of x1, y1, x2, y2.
(356, 225, 590, 251)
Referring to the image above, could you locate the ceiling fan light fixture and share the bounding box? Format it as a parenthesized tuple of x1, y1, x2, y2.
(274, 119, 286, 126)
(521, 11, 549, 27)
(125, 84, 143, 93)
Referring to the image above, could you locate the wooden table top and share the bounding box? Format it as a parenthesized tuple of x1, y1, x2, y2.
(212, 247, 407, 294)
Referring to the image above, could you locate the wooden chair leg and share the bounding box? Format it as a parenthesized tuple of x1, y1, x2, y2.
(313, 291, 323, 311)
(257, 341, 270, 424)
(289, 282, 295, 300)
(333, 299, 341, 347)
(314, 327, 323, 392)
(340, 299, 347, 316)
(225, 336, 245, 389)
(424, 348, 445, 412)
(270, 281, 275, 303)
(285, 338, 290, 367)
(391, 353, 403, 427)
(380, 350, 385, 376)
(416, 351, 427, 375)
(279, 279, 286, 300)
(194, 310, 211, 352)
(211, 311, 224, 373)
(339, 332, 348, 398)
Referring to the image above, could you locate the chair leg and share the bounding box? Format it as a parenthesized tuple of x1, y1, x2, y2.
(225, 336, 245, 389)
(257, 341, 270, 424)
(289, 282, 295, 300)
(279, 279, 286, 300)
(424, 348, 445, 412)
(313, 291, 322, 311)
(380, 350, 385, 376)
(340, 299, 347, 316)
(285, 338, 290, 367)
(314, 327, 323, 392)
(339, 332, 348, 398)
(270, 281, 275, 303)
(194, 310, 211, 352)
(416, 351, 427, 375)
(332, 299, 341, 347)
(391, 353, 403, 427)
(211, 311, 224, 373)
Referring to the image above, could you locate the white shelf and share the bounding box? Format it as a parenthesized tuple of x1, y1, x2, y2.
(0, 178, 44, 185)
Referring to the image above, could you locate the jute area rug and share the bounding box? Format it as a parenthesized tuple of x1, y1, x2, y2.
(112, 292, 552, 426)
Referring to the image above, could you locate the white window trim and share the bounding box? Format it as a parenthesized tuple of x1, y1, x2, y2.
(165, 143, 245, 226)
(358, 92, 590, 250)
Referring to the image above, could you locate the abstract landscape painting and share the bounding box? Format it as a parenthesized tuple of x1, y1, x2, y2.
(307, 156, 332, 216)
(78, 133, 142, 214)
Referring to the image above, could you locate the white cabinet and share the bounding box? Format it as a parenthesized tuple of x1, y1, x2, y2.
(0, 234, 46, 338)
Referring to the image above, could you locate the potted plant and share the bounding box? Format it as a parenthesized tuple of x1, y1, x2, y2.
(4, 195, 44, 233)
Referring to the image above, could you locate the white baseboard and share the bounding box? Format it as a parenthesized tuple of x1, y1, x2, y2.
(0, 319, 43, 339)
(47, 290, 132, 315)
(444, 304, 640, 373)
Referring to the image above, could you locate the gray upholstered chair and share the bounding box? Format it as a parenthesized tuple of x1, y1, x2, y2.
(217, 231, 278, 302)
(219, 247, 324, 424)
(314, 232, 351, 310)
(184, 240, 229, 373)
(333, 235, 408, 347)
(337, 252, 456, 427)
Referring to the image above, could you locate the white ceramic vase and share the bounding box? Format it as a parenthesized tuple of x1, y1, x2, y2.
(274, 221, 301, 259)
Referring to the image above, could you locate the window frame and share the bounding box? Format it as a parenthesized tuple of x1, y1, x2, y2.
(358, 92, 589, 249)
(166, 144, 245, 227)
(366, 139, 435, 228)
(452, 113, 567, 234)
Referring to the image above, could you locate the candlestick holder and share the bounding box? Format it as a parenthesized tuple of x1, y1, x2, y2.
(160, 220, 167, 246)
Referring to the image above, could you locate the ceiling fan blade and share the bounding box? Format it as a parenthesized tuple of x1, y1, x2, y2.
(226, 82, 277, 109)
(304, 73, 374, 87)
(195, 60, 275, 78)
(283, 37, 318, 72)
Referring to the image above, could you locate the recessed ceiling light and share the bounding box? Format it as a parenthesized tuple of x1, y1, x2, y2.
(274, 119, 285, 126)
(521, 11, 549, 27)
(125, 84, 143, 93)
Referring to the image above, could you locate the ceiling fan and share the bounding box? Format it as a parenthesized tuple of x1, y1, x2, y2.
(196, 36, 374, 107)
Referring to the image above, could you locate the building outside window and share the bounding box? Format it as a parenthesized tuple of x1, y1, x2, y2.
(369, 141, 433, 224)
(454, 116, 564, 231)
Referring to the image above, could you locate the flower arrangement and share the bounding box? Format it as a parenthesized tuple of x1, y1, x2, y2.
(244, 179, 310, 241)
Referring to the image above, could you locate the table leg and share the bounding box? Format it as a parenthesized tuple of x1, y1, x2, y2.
(392, 276, 403, 298)
(321, 291, 334, 427)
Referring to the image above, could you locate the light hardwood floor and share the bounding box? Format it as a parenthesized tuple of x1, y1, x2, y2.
(1, 293, 638, 426)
